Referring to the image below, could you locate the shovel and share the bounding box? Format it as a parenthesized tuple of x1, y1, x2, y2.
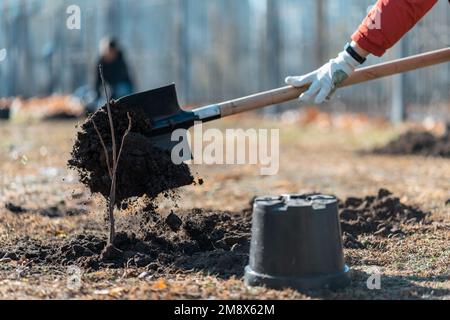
(117, 47, 450, 157)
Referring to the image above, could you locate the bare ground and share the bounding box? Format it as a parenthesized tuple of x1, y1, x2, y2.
(0, 116, 449, 300)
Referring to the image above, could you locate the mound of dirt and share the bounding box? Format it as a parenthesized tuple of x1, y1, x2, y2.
(339, 189, 430, 248)
(68, 101, 194, 204)
(3, 209, 252, 278)
(373, 129, 450, 157)
(4, 202, 87, 218)
(1, 190, 429, 276)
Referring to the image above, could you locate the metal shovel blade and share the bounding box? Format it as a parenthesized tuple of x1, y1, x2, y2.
(115, 84, 193, 161)
(116, 84, 183, 121)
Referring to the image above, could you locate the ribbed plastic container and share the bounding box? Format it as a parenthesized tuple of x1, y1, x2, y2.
(245, 194, 350, 291)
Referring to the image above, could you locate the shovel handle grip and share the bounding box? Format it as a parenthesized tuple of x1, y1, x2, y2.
(208, 47, 450, 118)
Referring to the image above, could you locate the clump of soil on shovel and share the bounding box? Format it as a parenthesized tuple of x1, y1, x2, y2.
(68, 101, 194, 204)
(373, 129, 450, 158)
(340, 189, 430, 248)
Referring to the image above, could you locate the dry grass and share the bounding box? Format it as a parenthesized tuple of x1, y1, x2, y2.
(0, 115, 449, 300)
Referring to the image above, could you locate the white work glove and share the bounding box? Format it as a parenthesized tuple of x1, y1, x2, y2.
(285, 49, 361, 104)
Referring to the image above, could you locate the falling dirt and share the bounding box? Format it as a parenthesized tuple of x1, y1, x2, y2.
(1, 190, 430, 277)
(68, 100, 194, 205)
(373, 129, 450, 157)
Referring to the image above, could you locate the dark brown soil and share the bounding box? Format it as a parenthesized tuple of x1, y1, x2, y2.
(340, 189, 430, 248)
(44, 113, 79, 121)
(1, 190, 430, 277)
(373, 129, 450, 157)
(4, 202, 87, 217)
(68, 101, 194, 205)
(2, 209, 251, 278)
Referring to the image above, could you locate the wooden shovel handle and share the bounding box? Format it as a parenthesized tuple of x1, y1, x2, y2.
(216, 47, 450, 118)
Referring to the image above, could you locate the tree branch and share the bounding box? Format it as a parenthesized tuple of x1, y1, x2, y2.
(99, 65, 117, 175)
(115, 112, 132, 173)
(91, 119, 113, 179)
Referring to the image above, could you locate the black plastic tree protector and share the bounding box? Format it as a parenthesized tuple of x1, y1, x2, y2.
(245, 194, 350, 291)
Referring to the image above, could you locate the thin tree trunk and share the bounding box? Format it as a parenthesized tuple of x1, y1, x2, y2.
(208, 0, 224, 101)
(104, 0, 121, 37)
(264, 0, 282, 113)
(108, 180, 116, 243)
(315, 0, 327, 68)
(174, 0, 190, 103)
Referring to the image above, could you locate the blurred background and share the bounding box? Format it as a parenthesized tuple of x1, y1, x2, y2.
(0, 0, 449, 122)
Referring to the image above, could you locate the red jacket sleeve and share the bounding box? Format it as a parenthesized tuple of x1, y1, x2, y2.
(351, 0, 438, 57)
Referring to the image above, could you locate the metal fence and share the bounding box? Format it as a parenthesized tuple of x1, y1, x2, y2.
(0, 0, 449, 120)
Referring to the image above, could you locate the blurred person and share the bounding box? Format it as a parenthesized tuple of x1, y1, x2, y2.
(95, 37, 134, 105)
(286, 0, 440, 104)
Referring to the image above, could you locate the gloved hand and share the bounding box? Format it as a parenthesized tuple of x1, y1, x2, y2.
(285, 49, 362, 104)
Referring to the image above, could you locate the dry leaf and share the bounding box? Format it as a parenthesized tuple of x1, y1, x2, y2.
(152, 279, 167, 290)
